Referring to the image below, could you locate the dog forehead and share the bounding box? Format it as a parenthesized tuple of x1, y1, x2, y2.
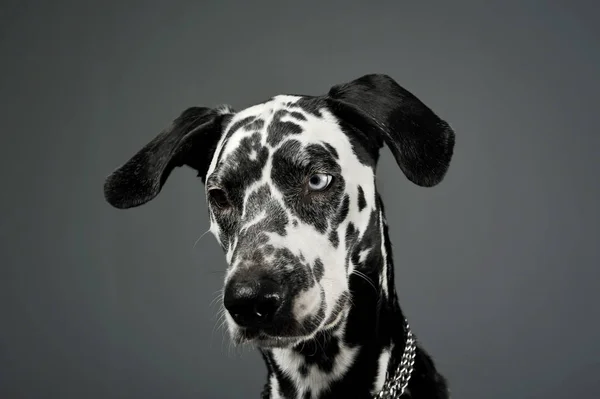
(212, 95, 351, 168)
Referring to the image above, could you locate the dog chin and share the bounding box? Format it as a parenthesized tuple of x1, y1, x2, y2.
(250, 335, 304, 349)
(232, 328, 312, 349)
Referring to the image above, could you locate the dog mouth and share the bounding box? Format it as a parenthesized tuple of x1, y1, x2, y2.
(233, 306, 348, 349)
(234, 328, 308, 348)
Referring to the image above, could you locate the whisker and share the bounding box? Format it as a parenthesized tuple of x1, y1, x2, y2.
(213, 309, 227, 332)
(193, 228, 213, 248)
(210, 305, 228, 346)
(203, 270, 226, 276)
(351, 269, 379, 297)
(209, 288, 224, 308)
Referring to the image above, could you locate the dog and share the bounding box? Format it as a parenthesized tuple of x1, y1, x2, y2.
(103, 74, 455, 398)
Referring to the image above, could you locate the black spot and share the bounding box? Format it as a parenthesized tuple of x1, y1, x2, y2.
(335, 194, 350, 225)
(295, 336, 340, 373)
(290, 111, 307, 121)
(326, 193, 351, 249)
(305, 143, 338, 168)
(313, 258, 324, 281)
(292, 219, 298, 227)
(267, 110, 304, 146)
(323, 142, 339, 159)
(357, 186, 366, 211)
(303, 390, 312, 399)
(299, 364, 309, 377)
(345, 223, 358, 245)
(329, 230, 339, 248)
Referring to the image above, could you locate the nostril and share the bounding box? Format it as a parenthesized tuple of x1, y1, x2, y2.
(254, 295, 281, 321)
(228, 302, 254, 326)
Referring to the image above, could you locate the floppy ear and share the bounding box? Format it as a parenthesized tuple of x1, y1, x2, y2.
(103, 106, 233, 209)
(327, 74, 455, 187)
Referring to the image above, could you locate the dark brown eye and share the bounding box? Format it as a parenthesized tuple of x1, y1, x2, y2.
(208, 188, 230, 209)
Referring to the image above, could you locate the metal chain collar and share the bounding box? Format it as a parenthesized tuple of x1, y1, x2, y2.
(374, 319, 417, 399)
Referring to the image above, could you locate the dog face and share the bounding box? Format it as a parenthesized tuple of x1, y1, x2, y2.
(204, 96, 382, 348)
(104, 74, 455, 349)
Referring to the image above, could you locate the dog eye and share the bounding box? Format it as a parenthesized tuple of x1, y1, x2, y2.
(208, 188, 230, 209)
(307, 173, 333, 191)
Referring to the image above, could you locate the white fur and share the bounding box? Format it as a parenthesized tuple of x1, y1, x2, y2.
(372, 347, 393, 395)
(378, 210, 389, 297)
(270, 374, 282, 399)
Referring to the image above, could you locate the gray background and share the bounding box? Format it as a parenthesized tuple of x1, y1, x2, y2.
(1, 1, 599, 398)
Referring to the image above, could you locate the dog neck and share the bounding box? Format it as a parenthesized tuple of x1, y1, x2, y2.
(259, 196, 449, 399)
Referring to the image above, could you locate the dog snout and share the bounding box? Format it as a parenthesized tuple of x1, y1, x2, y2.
(223, 274, 284, 329)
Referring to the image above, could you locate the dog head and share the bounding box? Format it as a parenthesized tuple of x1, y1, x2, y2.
(104, 74, 455, 348)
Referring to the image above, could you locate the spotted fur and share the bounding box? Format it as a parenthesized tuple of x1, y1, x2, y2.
(104, 74, 455, 398)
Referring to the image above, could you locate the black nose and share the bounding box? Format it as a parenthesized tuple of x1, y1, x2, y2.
(223, 275, 283, 329)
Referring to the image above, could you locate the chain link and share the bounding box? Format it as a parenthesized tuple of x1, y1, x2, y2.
(374, 320, 416, 399)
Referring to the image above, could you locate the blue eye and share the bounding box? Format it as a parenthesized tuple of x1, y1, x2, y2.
(307, 174, 333, 191)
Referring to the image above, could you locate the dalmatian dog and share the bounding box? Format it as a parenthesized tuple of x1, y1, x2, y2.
(104, 74, 455, 399)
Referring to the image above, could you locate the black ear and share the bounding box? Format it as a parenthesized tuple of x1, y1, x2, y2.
(327, 74, 455, 187)
(103, 106, 233, 209)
